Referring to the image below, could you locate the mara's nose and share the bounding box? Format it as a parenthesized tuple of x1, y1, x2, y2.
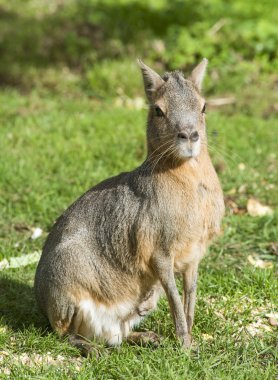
(177, 131, 199, 142)
(189, 131, 199, 142)
(177, 132, 188, 140)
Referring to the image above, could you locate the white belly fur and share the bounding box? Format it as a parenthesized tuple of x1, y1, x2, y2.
(75, 299, 142, 345)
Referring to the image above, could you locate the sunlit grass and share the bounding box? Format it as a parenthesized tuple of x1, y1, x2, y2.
(0, 0, 277, 378)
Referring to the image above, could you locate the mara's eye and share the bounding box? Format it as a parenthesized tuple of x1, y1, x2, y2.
(201, 103, 206, 114)
(155, 106, 164, 117)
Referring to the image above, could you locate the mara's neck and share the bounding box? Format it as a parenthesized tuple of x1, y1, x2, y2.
(144, 140, 210, 176)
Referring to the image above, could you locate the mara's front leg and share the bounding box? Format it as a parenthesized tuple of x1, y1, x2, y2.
(151, 253, 190, 348)
(182, 260, 199, 343)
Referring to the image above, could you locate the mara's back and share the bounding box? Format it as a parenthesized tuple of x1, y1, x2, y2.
(35, 58, 224, 351)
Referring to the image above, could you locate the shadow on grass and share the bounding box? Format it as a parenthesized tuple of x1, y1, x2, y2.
(0, 274, 49, 332)
(0, 0, 202, 87)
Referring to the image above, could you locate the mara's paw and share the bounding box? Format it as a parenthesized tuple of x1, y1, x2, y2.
(182, 334, 192, 349)
(68, 334, 100, 358)
(127, 331, 161, 348)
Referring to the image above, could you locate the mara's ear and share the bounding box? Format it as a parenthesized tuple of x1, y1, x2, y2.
(189, 58, 208, 91)
(137, 59, 164, 102)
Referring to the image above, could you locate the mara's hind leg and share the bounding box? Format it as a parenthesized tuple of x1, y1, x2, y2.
(48, 301, 100, 357)
(67, 306, 101, 357)
(126, 331, 161, 347)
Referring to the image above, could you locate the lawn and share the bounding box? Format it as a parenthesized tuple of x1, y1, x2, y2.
(0, 0, 277, 379)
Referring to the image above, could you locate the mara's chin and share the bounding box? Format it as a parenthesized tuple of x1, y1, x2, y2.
(177, 141, 201, 160)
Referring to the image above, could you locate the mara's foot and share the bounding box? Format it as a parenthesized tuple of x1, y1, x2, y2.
(126, 331, 161, 347)
(68, 334, 100, 358)
(182, 334, 192, 349)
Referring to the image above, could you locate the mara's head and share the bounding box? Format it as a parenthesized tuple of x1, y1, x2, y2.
(138, 59, 208, 163)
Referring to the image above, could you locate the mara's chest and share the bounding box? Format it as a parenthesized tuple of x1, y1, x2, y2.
(164, 177, 224, 235)
(197, 180, 224, 232)
(162, 177, 224, 270)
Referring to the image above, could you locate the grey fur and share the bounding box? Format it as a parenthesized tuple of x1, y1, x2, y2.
(35, 59, 224, 348)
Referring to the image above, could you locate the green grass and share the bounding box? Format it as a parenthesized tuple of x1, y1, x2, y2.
(0, 0, 277, 379)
